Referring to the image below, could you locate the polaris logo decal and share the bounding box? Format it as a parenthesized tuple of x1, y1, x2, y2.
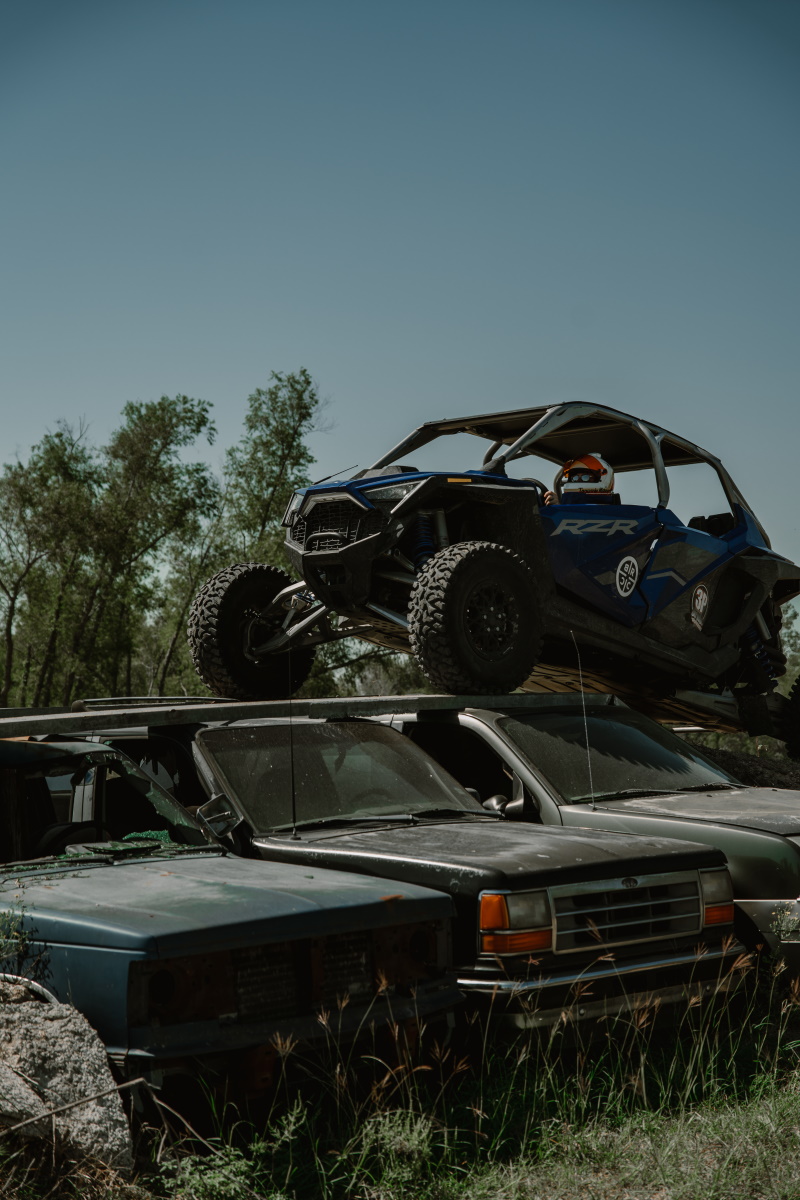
(616, 556, 639, 598)
(551, 518, 640, 537)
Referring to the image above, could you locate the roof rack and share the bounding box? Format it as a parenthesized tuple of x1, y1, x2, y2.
(0, 691, 616, 739)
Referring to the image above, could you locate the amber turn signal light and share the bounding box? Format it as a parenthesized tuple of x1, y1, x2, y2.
(479, 893, 510, 930)
(481, 929, 553, 955)
(703, 903, 735, 926)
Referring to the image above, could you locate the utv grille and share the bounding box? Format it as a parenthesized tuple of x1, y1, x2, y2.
(552, 872, 702, 953)
(292, 498, 387, 552)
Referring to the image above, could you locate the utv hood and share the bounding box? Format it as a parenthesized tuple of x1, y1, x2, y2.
(254, 819, 724, 894)
(0, 853, 451, 955)
(595, 787, 800, 837)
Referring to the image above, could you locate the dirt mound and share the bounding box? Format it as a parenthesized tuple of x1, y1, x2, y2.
(700, 746, 800, 791)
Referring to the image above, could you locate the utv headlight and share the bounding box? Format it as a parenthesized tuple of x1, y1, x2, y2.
(282, 491, 306, 526)
(479, 890, 553, 955)
(365, 481, 419, 506)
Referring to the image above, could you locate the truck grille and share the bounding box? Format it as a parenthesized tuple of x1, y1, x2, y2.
(293, 499, 386, 552)
(233, 943, 302, 1021)
(552, 872, 702, 953)
(232, 933, 374, 1021)
(129, 919, 444, 1026)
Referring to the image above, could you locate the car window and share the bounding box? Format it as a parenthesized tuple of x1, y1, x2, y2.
(498, 710, 736, 803)
(406, 723, 513, 802)
(195, 721, 484, 832)
(0, 750, 207, 863)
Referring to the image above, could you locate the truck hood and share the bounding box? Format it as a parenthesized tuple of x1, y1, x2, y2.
(0, 852, 451, 955)
(589, 787, 800, 836)
(253, 818, 724, 894)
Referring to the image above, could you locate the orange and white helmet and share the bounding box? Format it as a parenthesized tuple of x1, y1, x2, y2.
(561, 453, 614, 495)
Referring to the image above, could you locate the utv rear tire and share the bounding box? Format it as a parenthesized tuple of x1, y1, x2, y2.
(784, 676, 800, 762)
(188, 563, 316, 700)
(408, 541, 541, 694)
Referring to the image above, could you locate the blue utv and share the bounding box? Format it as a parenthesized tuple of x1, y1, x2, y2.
(188, 402, 800, 750)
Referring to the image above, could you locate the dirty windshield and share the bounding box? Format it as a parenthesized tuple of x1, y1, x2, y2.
(196, 721, 484, 833)
(498, 709, 737, 804)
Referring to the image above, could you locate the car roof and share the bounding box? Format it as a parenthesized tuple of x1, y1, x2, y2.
(372, 401, 712, 472)
(0, 737, 107, 767)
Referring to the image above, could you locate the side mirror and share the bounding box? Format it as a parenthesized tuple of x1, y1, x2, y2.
(482, 794, 509, 815)
(197, 792, 240, 839)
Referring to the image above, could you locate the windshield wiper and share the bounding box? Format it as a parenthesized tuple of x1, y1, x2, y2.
(412, 807, 499, 820)
(575, 783, 736, 803)
(675, 783, 736, 793)
(574, 788, 688, 803)
(272, 814, 420, 832)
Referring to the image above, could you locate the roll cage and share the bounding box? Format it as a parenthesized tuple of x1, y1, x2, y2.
(367, 402, 769, 547)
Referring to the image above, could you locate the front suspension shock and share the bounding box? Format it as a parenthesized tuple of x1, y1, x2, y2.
(412, 513, 436, 572)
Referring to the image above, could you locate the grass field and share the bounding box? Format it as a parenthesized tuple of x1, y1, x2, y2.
(4, 947, 800, 1200)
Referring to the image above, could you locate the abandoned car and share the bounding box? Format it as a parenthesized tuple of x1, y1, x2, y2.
(187, 402, 800, 745)
(0, 737, 460, 1088)
(381, 693, 800, 968)
(73, 711, 749, 1028)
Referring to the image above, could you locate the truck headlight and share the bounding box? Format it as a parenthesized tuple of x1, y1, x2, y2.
(479, 890, 553, 955)
(700, 869, 734, 926)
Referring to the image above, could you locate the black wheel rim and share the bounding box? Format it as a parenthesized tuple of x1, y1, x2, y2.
(241, 605, 285, 663)
(463, 581, 520, 661)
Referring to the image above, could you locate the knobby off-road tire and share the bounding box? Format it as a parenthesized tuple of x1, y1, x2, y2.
(783, 676, 800, 761)
(187, 563, 316, 700)
(408, 541, 541, 694)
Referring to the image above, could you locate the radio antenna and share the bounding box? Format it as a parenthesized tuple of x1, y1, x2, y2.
(288, 648, 299, 839)
(570, 630, 595, 810)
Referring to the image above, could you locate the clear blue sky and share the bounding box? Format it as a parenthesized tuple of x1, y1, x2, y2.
(2, 0, 799, 560)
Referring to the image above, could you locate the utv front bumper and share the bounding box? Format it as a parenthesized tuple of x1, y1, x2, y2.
(285, 491, 402, 610)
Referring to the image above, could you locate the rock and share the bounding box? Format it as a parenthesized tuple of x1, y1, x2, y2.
(0, 1062, 50, 1137)
(0, 997, 133, 1169)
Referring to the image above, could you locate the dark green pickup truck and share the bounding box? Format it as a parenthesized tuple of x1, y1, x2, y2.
(0, 737, 459, 1090)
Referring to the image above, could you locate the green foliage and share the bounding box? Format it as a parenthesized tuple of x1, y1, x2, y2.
(0, 898, 29, 968)
(780, 602, 800, 695)
(136, 954, 800, 1200)
(4, 958, 800, 1199)
(0, 369, 424, 704)
(224, 369, 321, 562)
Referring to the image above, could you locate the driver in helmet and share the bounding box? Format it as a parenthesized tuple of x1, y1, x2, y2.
(543, 453, 617, 505)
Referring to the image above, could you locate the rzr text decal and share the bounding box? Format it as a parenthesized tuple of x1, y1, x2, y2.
(551, 518, 640, 537)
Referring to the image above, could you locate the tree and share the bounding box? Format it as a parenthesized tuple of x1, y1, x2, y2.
(0, 370, 425, 704)
(147, 370, 325, 696)
(0, 426, 98, 706)
(780, 604, 800, 695)
(0, 398, 217, 706)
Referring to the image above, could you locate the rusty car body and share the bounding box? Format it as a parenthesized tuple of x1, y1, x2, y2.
(0, 737, 459, 1089)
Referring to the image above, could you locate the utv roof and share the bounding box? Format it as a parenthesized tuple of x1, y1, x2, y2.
(370, 401, 714, 474)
